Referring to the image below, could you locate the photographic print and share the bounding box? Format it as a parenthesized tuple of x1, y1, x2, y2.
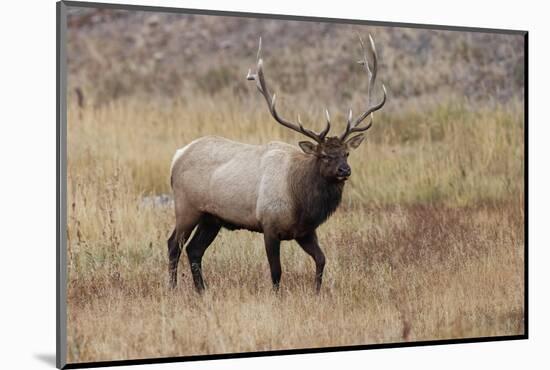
(57, 1, 527, 367)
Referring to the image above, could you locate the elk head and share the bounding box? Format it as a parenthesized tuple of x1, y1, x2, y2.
(247, 35, 387, 182)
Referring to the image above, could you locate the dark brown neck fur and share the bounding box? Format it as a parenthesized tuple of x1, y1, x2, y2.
(288, 154, 344, 233)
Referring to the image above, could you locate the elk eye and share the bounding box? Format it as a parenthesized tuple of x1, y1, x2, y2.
(345, 153, 350, 157)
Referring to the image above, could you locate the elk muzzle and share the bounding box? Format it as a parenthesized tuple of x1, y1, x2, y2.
(336, 163, 351, 180)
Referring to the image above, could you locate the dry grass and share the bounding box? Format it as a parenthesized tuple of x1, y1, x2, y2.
(66, 93, 524, 363)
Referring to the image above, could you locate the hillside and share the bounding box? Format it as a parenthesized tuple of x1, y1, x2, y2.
(67, 7, 524, 109)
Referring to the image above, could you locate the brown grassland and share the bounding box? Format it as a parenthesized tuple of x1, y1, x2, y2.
(66, 97, 524, 363)
(65, 9, 525, 364)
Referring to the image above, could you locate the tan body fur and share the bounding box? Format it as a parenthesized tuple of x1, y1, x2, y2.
(171, 135, 303, 239)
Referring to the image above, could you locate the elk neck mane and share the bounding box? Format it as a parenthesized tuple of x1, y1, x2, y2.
(287, 153, 344, 230)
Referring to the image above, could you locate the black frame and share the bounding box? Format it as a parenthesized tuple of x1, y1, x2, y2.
(56, 1, 529, 368)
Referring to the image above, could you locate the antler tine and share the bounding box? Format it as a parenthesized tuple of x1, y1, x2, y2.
(346, 107, 353, 131)
(247, 38, 329, 143)
(340, 34, 387, 140)
(356, 35, 378, 104)
(365, 35, 378, 103)
(318, 109, 331, 140)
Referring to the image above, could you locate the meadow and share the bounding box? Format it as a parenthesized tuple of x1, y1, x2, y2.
(65, 9, 525, 364)
(66, 95, 524, 362)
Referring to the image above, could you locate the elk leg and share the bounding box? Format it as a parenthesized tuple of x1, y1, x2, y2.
(168, 224, 196, 289)
(186, 218, 221, 293)
(167, 229, 181, 288)
(296, 232, 326, 293)
(264, 233, 282, 291)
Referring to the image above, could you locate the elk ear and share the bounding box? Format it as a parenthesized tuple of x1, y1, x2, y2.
(346, 134, 365, 150)
(298, 141, 317, 155)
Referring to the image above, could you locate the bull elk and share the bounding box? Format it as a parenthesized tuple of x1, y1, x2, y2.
(168, 35, 387, 293)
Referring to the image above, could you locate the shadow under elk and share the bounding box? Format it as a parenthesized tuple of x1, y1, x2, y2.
(168, 35, 387, 293)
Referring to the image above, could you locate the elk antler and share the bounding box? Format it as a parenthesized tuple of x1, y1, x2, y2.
(247, 37, 331, 143)
(339, 34, 387, 140)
